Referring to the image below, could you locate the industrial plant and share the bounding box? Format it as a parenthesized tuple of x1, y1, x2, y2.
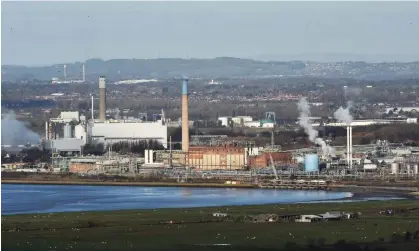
(43, 76, 168, 156)
(2, 75, 419, 186)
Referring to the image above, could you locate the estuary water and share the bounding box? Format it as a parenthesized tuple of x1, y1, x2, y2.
(0, 184, 356, 215)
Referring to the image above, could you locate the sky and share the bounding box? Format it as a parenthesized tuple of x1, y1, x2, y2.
(2, 1, 419, 66)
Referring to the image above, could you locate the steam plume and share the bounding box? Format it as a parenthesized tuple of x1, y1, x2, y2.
(334, 102, 353, 125)
(1, 110, 41, 145)
(297, 98, 333, 156)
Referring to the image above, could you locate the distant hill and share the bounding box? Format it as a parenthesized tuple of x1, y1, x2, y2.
(2, 57, 419, 82)
(251, 53, 419, 63)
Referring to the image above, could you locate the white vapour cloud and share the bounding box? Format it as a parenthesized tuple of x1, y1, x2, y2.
(297, 98, 318, 141)
(1, 110, 41, 145)
(334, 102, 353, 125)
(297, 98, 334, 156)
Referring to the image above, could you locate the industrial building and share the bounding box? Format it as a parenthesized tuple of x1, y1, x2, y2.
(43, 76, 169, 154)
(44, 110, 167, 155)
(35, 74, 419, 179)
(144, 144, 296, 170)
(248, 151, 294, 168)
(44, 111, 85, 155)
(218, 116, 253, 127)
(312, 118, 417, 127)
(68, 155, 138, 174)
(188, 146, 246, 170)
(217, 116, 275, 128)
(89, 119, 167, 147)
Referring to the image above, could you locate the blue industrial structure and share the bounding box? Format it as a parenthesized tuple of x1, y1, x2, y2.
(182, 78, 188, 95)
(304, 154, 319, 172)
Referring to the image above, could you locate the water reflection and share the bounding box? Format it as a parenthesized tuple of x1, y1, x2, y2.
(1, 184, 355, 215)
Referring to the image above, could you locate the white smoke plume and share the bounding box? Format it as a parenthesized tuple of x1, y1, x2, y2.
(1, 110, 41, 145)
(297, 98, 334, 156)
(333, 102, 353, 125)
(114, 108, 121, 120)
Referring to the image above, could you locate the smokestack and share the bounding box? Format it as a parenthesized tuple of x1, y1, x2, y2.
(82, 65, 86, 82)
(91, 94, 94, 121)
(182, 78, 189, 152)
(349, 125, 353, 169)
(64, 64, 67, 81)
(45, 121, 49, 140)
(346, 125, 351, 168)
(99, 76, 106, 122)
(48, 121, 53, 140)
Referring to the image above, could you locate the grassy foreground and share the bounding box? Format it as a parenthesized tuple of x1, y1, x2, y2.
(2, 200, 419, 251)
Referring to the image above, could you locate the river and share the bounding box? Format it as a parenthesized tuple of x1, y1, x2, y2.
(1, 184, 358, 215)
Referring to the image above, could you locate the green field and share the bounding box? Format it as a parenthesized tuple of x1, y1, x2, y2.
(2, 200, 419, 251)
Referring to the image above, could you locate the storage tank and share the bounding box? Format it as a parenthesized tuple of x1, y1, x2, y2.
(414, 164, 418, 175)
(304, 154, 319, 172)
(406, 164, 411, 174)
(391, 163, 399, 174)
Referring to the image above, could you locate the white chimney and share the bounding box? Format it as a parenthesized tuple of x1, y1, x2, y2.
(349, 125, 353, 169)
(346, 125, 351, 168)
(64, 64, 67, 81)
(82, 64, 86, 82)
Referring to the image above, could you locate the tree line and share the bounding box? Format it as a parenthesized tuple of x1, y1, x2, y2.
(1, 148, 51, 164)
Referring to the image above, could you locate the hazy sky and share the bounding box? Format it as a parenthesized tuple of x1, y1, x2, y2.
(2, 1, 419, 66)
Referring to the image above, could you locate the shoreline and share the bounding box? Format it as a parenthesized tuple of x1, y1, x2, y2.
(2, 179, 418, 192)
(1, 179, 256, 189)
(3, 178, 418, 201)
(2, 179, 418, 216)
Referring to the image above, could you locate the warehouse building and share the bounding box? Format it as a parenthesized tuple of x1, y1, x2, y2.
(89, 117, 168, 148)
(188, 146, 246, 170)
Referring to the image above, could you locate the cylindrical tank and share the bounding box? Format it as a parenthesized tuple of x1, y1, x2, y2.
(304, 154, 319, 172)
(391, 163, 399, 174)
(63, 123, 72, 138)
(406, 164, 411, 175)
(414, 164, 418, 175)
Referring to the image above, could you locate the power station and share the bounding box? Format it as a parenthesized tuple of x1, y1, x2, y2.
(7, 74, 417, 180)
(43, 76, 169, 156)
